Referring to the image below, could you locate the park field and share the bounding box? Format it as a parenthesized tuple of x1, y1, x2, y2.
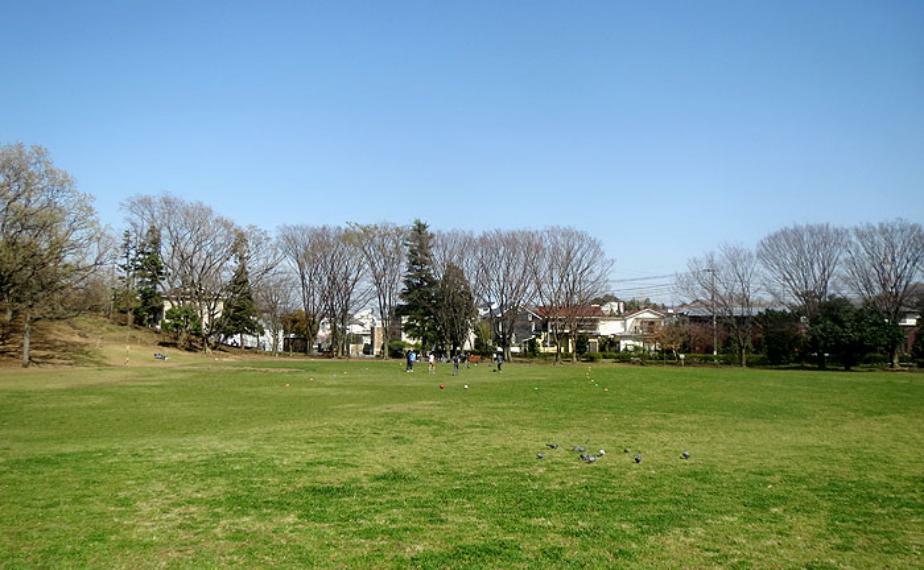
(0, 360, 922, 568)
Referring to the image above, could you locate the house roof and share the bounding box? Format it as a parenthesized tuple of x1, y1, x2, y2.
(534, 305, 606, 318)
(621, 308, 666, 319)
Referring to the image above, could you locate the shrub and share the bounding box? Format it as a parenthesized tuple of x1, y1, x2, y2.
(387, 339, 408, 358)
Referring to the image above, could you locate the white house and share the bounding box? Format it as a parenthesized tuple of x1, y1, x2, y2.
(514, 302, 666, 353)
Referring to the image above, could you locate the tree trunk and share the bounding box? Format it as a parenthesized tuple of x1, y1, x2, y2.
(21, 313, 31, 368)
(380, 326, 388, 360)
(554, 332, 562, 364)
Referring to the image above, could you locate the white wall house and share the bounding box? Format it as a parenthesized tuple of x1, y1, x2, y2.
(516, 303, 666, 353)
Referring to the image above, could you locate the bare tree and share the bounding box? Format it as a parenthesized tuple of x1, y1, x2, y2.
(843, 219, 924, 367)
(0, 144, 111, 366)
(123, 194, 239, 350)
(277, 225, 328, 354)
(757, 223, 848, 318)
(320, 227, 370, 357)
(254, 269, 296, 356)
(432, 229, 477, 282)
(240, 225, 283, 291)
(529, 227, 611, 363)
(680, 244, 760, 367)
(347, 222, 405, 358)
(472, 229, 536, 361)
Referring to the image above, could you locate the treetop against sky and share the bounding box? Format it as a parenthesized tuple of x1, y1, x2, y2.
(1, 1, 921, 282)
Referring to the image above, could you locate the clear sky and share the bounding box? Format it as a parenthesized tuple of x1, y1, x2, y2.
(2, 1, 922, 302)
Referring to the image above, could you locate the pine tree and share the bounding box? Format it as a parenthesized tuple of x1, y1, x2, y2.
(218, 235, 263, 347)
(397, 220, 439, 350)
(133, 226, 165, 327)
(113, 230, 139, 325)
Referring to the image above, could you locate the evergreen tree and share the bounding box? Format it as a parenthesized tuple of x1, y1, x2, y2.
(133, 226, 165, 327)
(218, 235, 264, 346)
(757, 309, 804, 365)
(163, 304, 202, 350)
(397, 220, 440, 350)
(808, 297, 896, 370)
(113, 230, 139, 325)
(435, 262, 477, 354)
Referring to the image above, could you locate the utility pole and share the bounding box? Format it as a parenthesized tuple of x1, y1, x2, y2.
(706, 267, 717, 365)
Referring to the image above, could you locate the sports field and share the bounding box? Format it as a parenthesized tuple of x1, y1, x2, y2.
(1, 360, 922, 568)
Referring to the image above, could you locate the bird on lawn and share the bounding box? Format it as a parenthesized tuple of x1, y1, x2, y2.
(634, 453, 642, 464)
(623, 448, 630, 454)
(572, 446, 586, 453)
(681, 451, 690, 460)
(537, 453, 545, 460)
(546, 443, 559, 449)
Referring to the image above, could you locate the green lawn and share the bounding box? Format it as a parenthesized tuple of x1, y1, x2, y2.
(1, 360, 922, 568)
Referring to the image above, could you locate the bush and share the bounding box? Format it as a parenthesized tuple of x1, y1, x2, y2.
(387, 339, 408, 359)
(581, 352, 620, 362)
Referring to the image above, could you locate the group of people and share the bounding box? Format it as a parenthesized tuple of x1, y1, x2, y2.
(404, 350, 505, 374)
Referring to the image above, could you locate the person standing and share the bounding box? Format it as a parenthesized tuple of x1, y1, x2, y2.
(428, 352, 436, 375)
(405, 349, 413, 372)
(452, 353, 460, 376)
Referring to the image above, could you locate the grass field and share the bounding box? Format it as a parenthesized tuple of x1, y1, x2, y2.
(1, 359, 922, 568)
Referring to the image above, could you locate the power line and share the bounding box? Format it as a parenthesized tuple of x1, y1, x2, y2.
(606, 273, 679, 284)
(606, 269, 701, 286)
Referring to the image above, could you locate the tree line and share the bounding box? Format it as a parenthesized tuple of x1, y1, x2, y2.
(678, 222, 923, 368)
(2, 143, 922, 368)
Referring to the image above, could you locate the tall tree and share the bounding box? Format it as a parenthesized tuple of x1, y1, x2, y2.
(123, 194, 239, 350)
(434, 262, 477, 354)
(347, 222, 405, 358)
(0, 144, 110, 366)
(254, 270, 295, 356)
(757, 223, 848, 318)
(133, 225, 165, 327)
(473, 229, 536, 361)
(113, 229, 139, 326)
(432, 229, 477, 282)
(842, 219, 924, 367)
(218, 234, 264, 347)
(529, 228, 611, 363)
(681, 244, 760, 367)
(277, 225, 327, 354)
(398, 220, 440, 351)
(320, 227, 368, 357)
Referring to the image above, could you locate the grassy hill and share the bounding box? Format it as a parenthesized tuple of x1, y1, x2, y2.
(0, 315, 258, 368)
(1, 360, 922, 567)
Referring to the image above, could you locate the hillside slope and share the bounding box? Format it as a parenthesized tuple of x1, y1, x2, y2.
(1, 316, 238, 368)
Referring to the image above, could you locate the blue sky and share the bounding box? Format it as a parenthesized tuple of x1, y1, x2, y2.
(2, 1, 922, 301)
